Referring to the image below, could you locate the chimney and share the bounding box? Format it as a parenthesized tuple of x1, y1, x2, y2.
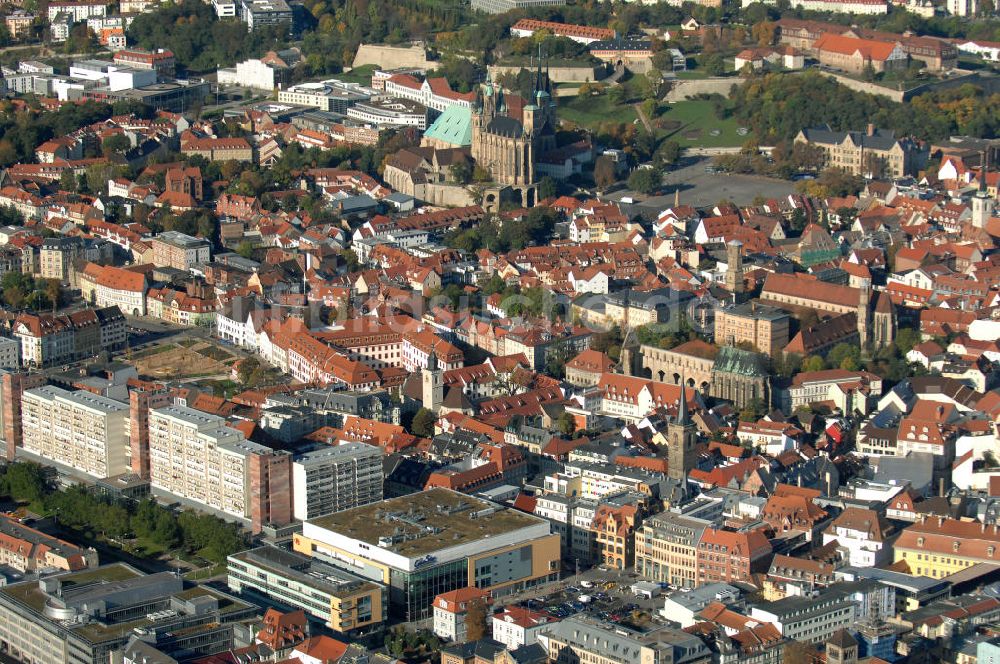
(867, 123, 875, 137)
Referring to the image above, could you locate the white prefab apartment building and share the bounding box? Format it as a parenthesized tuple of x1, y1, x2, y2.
(291, 442, 383, 521)
(20, 385, 129, 479)
(148, 405, 254, 519)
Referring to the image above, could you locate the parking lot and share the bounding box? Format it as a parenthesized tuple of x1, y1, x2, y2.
(606, 156, 799, 211)
(503, 564, 669, 629)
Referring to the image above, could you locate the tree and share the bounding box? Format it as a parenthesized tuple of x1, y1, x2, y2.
(802, 355, 825, 372)
(0, 462, 48, 503)
(556, 412, 577, 436)
(783, 640, 820, 664)
(464, 597, 489, 641)
(472, 164, 492, 183)
(828, 343, 861, 371)
(594, 155, 618, 189)
(410, 408, 436, 437)
(42, 278, 62, 311)
(895, 327, 921, 356)
(237, 356, 262, 385)
(102, 134, 131, 155)
(627, 167, 661, 195)
(449, 161, 472, 185)
(657, 140, 681, 167)
(236, 240, 255, 260)
(752, 21, 776, 46)
(537, 176, 558, 200)
(704, 54, 726, 76)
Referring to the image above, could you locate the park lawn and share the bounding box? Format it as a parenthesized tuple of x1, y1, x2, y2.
(658, 99, 745, 148)
(674, 69, 711, 80)
(558, 93, 637, 130)
(338, 64, 378, 85)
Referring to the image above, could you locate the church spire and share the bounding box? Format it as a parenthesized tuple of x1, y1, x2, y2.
(535, 42, 543, 96)
(678, 373, 689, 426)
(980, 150, 990, 194)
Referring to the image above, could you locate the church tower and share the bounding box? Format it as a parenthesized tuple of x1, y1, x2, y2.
(872, 290, 896, 351)
(422, 351, 443, 413)
(857, 283, 871, 355)
(972, 152, 993, 229)
(724, 239, 745, 303)
(666, 375, 697, 485)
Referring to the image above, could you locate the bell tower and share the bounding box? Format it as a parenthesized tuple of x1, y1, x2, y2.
(857, 283, 871, 355)
(666, 374, 697, 485)
(972, 151, 993, 229)
(725, 239, 745, 303)
(422, 351, 443, 413)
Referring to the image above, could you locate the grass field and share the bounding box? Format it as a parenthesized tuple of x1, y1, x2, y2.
(657, 99, 745, 148)
(558, 93, 638, 129)
(338, 64, 378, 85)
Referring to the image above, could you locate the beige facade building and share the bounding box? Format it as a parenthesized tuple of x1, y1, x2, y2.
(20, 385, 129, 479)
(636, 513, 708, 589)
(714, 302, 791, 357)
(795, 125, 924, 178)
(150, 230, 211, 270)
(148, 405, 257, 521)
(39, 237, 85, 283)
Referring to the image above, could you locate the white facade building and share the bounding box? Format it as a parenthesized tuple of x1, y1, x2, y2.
(148, 405, 254, 519)
(20, 385, 129, 479)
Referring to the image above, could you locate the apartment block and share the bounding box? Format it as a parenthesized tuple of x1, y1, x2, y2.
(291, 442, 383, 521)
(20, 385, 129, 479)
(148, 405, 291, 531)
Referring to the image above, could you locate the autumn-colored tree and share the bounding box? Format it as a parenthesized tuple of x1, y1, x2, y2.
(752, 21, 776, 46)
(594, 155, 618, 189)
(464, 597, 489, 641)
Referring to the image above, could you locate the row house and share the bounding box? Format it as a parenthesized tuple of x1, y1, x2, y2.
(12, 306, 126, 367)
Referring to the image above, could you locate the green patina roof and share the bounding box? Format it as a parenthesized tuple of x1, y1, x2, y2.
(713, 345, 769, 377)
(423, 105, 473, 147)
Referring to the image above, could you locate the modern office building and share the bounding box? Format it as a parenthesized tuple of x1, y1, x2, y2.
(228, 545, 386, 634)
(293, 488, 560, 620)
(470, 0, 565, 14)
(20, 385, 130, 479)
(291, 442, 383, 521)
(240, 0, 292, 31)
(277, 80, 372, 113)
(148, 405, 291, 532)
(0, 563, 258, 664)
